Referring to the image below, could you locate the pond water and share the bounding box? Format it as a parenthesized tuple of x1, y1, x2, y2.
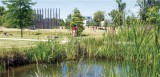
(0, 60, 140, 77)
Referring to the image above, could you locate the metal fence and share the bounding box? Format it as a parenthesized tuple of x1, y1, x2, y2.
(33, 8, 60, 29)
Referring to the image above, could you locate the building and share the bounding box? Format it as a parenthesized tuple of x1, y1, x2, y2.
(83, 16, 92, 26)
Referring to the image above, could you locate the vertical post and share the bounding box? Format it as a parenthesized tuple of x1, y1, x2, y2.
(56, 8, 57, 28)
(42, 8, 44, 29)
(45, 8, 46, 29)
(59, 8, 60, 27)
(48, 8, 50, 29)
(50, 8, 52, 29)
(34, 9, 36, 29)
(37, 8, 39, 29)
(39, 8, 42, 29)
(53, 8, 54, 28)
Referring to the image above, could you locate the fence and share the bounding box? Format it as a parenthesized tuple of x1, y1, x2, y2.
(33, 8, 60, 29)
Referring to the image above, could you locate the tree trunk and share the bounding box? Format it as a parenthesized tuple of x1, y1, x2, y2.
(21, 28, 23, 38)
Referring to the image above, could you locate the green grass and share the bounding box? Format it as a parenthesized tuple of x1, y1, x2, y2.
(0, 40, 38, 49)
(0, 28, 105, 39)
(0, 30, 69, 40)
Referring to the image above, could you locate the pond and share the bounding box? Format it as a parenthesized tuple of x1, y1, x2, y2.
(0, 60, 149, 77)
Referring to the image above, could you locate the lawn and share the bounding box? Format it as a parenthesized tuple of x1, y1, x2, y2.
(0, 28, 106, 49)
(0, 40, 38, 49)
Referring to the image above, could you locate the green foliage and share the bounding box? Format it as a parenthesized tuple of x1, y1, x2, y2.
(0, 6, 6, 26)
(146, 6, 160, 24)
(126, 14, 137, 26)
(109, 0, 126, 26)
(25, 41, 65, 63)
(93, 11, 105, 26)
(116, 0, 126, 12)
(70, 8, 84, 36)
(137, 0, 160, 21)
(88, 21, 98, 26)
(65, 14, 72, 29)
(104, 20, 108, 27)
(60, 19, 65, 26)
(108, 10, 122, 26)
(3, 0, 35, 37)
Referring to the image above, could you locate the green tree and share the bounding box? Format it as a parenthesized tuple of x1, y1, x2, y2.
(126, 14, 137, 26)
(70, 8, 84, 36)
(146, 6, 160, 24)
(104, 20, 108, 31)
(108, 10, 121, 26)
(116, 0, 126, 26)
(0, 6, 6, 26)
(3, 0, 35, 38)
(65, 14, 71, 29)
(104, 20, 108, 27)
(60, 19, 65, 26)
(93, 11, 105, 26)
(108, 0, 126, 26)
(137, 0, 160, 21)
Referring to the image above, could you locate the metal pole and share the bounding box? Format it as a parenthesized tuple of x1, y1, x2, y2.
(34, 9, 36, 29)
(59, 8, 60, 27)
(53, 8, 54, 28)
(50, 8, 52, 29)
(42, 8, 44, 29)
(48, 8, 49, 29)
(40, 8, 42, 29)
(37, 8, 39, 29)
(56, 8, 57, 28)
(45, 8, 46, 29)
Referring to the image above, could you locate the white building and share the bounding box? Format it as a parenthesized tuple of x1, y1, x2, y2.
(83, 16, 92, 26)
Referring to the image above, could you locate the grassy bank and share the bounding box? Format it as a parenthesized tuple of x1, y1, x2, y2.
(0, 25, 160, 76)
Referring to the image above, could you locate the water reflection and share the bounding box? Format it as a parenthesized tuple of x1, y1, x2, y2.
(1, 60, 133, 77)
(61, 61, 103, 77)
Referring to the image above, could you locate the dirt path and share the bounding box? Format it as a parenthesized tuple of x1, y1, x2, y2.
(0, 38, 48, 42)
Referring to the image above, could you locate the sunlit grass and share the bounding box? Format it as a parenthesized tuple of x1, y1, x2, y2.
(0, 40, 38, 49)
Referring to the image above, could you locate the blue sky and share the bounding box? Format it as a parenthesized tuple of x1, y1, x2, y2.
(0, 0, 139, 20)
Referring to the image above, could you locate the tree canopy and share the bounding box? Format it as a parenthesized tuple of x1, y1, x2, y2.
(0, 6, 6, 26)
(93, 11, 105, 26)
(3, 0, 36, 38)
(108, 0, 126, 26)
(137, 0, 160, 22)
(70, 8, 84, 36)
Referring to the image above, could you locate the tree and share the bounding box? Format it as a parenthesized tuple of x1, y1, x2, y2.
(93, 11, 105, 26)
(108, 0, 126, 26)
(70, 8, 84, 36)
(60, 19, 65, 26)
(137, 0, 160, 21)
(116, 0, 126, 26)
(65, 14, 71, 29)
(104, 20, 108, 27)
(116, 0, 126, 12)
(126, 14, 137, 26)
(0, 6, 6, 26)
(108, 10, 121, 26)
(104, 20, 108, 31)
(3, 0, 35, 38)
(146, 6, 160, 25)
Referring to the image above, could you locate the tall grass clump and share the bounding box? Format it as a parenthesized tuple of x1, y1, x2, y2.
(25, 40, 66, 63)
(73, 21, 159, 76)
(104, 22, 160, 76)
